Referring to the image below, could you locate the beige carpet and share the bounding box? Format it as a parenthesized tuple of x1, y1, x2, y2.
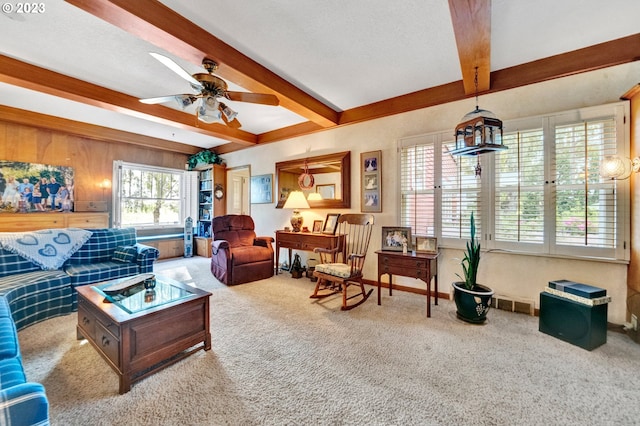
(18, 257, 640, 425)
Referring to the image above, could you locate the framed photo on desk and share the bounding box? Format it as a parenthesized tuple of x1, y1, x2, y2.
(381, 227, 412, 251)
(322, 213, 340, 234)
(415, 237, 437, 254)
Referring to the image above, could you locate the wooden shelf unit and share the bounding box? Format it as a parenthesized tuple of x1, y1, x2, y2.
(195, 164, 225, 247)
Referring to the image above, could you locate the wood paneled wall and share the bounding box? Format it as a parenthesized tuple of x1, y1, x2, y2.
(0, 120, 189, 204)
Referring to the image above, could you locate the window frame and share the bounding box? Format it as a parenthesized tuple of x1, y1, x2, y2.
(112, 161, 196, 230)
(398, 102, 630, 262)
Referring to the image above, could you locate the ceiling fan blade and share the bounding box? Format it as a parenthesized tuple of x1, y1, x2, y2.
(140, 95, 198, 109)
(226, 91, 279, 106)
(139, 95, 179, 104)
(149, 52, 203, 89)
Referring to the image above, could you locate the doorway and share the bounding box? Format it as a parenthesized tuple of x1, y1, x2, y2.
(226, 165, 251, 215)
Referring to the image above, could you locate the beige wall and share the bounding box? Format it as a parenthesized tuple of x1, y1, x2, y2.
(225, 61, 640, 324)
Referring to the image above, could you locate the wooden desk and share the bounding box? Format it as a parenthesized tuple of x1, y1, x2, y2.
(375, 250, 439, 317)
(275, 231, 344, 274)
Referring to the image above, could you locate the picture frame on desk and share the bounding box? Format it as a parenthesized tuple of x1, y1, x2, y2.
(322, 213, 340, 235)
(415, 236, 437, 254)
(312, 220, 323, 233)
(381, 226, 412, 251)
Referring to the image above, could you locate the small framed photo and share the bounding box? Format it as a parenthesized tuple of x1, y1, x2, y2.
(250, 174, 273, 204)
(415, 236, 438, 254)
(322, 213, 341, 235)
(361, 150, 382, 213)
(381, 227, 412, 251)
(312, 220, 323, 233)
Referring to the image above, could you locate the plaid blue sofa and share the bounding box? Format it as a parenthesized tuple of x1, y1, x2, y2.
(0, 228, 158, 425)
(0, 228, 159, 330)
(0, 296, 49, 426)
(63, 228, 158, 310)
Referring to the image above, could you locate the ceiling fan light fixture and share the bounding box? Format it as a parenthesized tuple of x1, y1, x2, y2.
(197, 96, 222, 123)
(219, 102, 238, 121)
(175, 95, 195, 109)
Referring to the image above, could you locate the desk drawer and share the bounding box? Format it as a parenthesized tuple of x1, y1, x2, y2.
(379, 255, 430, 270)
(95, 321, 120, 366)
(278, 233, 338, 250)
(77, 302, 96, 338)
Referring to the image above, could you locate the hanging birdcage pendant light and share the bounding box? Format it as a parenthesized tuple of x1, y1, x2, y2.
(451, 67, 507, 156)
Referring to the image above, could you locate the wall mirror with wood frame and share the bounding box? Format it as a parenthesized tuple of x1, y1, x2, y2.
(275, 151, 351, 209)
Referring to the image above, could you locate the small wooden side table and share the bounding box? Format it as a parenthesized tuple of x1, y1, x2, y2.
(274, 231, 344, 274)
(375, 250, 439, 317)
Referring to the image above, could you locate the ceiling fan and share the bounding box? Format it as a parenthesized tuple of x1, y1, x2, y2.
(140, 53, 279, 128)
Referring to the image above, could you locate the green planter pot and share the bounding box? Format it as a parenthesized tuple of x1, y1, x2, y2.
(452, 282, 494, 324)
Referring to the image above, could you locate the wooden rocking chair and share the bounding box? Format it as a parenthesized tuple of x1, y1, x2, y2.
(311, 214, 374, 310)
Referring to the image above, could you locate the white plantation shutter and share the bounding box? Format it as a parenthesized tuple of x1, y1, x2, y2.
(441, 140, 481, 241)
(494, 127, 545, 249)
(400, 135, 437, 237)
(397, 102, 628, 260)
(553, 118, 619, 256)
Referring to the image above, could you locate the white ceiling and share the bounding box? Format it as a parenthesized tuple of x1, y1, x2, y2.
(0, 0, 639, 150)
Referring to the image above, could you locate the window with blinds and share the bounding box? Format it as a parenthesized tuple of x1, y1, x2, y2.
(400, 140, 436, 237)
(441, 141, 481, 241)
(494, 128, 545, 246)
(397, 102, 629, 260)
(554, 119, 618, 250)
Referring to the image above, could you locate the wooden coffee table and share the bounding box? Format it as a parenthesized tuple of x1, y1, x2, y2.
(76, 275, 211, 394)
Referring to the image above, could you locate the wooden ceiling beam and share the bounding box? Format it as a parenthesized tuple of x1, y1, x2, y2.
(0, 54, 256, 146)
(258, 34, 640, 146)
(64, 0, 339, 128)
(448, 0, 492, 95)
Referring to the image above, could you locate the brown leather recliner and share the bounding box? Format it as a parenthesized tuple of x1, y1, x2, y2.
(210, 214, 274, 285)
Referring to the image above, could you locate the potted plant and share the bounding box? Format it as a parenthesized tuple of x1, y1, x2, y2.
(452, 211, 494, 323)
(187, 150, 223, 170)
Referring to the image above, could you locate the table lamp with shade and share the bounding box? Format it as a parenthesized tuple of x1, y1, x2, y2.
(283, 190, 310, 232)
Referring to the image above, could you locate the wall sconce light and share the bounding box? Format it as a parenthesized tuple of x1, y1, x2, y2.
(599, 155, 640, 180)
(283, 190, 310, 232)
(98, 178, 111, 201)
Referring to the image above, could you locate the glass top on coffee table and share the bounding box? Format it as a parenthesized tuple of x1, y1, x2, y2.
(92, 274, 193, 314)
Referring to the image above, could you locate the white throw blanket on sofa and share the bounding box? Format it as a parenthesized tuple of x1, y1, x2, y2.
(0, 228, 93, 270)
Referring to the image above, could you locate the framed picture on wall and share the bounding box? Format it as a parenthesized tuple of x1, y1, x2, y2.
(0, 160, 75, 213)
(361, 150, 381, 213)
(250, 174, 273, 204)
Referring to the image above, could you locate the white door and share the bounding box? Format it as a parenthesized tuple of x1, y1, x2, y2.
(227, 166, 250, 215)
